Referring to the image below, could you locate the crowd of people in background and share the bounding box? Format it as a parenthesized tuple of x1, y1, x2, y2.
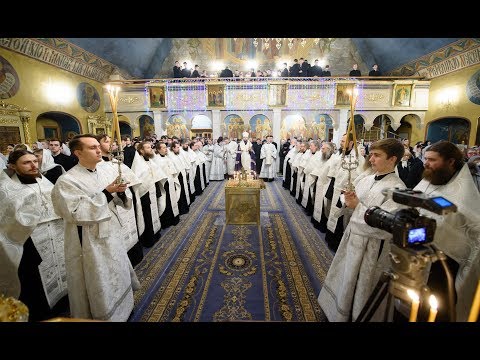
(172, 60, 384, 79)
(1, 132, 479, 323)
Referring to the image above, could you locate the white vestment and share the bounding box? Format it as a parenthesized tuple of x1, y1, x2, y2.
(414, 164, 480, 321)
(318, 173, 406, 321)
(98, 159, 144, 251)
(152, 154, 181, 217)
(295, 150, 312, 199)
(312, 157, 334, 223)
(327, 152, 365, 232)
(52, 164, 139, 321)
(301, 151, 324, 207)
(239, 140, 254, 171)
(0, 171, 67, 308)
(169, 152, 191, 205)
(226, 141, 238, 175)
(259, 142, 277, 179)
(202, 144, 213, 181)
(290, 150, 304, 192)
(283, 147, 298, 181)
(209, 143, 225, 180)
(194, 149, 207, 189)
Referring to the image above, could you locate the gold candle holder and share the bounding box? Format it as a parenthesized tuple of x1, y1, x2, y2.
(0, 294, 29, 322)
(106, 84, 125, 184)
(341, 87, 360, 192)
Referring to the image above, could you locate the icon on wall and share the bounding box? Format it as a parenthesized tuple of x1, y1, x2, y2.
(393, 84, 413, 107)
(148, 86, 166, 108)
(77, 82, 100, 113)
(206, 84, 225, 107)
(0, 55, 20, 99)
(335, 83, 354, 106)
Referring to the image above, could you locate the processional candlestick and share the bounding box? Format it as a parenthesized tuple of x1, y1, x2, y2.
(341, 87, 360, 192)
(106, 84, 125, 184)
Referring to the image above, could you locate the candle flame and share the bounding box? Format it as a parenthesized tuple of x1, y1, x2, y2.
(407, 289, 419, 302)
(429, 294, 438, 310)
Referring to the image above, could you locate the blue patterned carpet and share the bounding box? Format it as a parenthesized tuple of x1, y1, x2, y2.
(130, 178, 333, 322)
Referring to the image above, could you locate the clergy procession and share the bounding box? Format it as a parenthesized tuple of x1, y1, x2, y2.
(1, 132, 480, 323)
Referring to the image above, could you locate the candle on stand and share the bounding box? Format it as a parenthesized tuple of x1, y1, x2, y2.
(467, 280, 480, 322)
(407, 289, 420, 322)
(428, 294, 438, 322)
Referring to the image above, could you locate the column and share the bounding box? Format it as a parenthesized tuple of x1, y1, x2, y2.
(332, 108, 349, 147)
(272, 108, 282, 173)
(212, 109, 221, 139)
(152, 111, 164, 136)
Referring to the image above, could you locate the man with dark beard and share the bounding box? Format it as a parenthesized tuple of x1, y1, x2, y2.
(414, 141, 480, 322)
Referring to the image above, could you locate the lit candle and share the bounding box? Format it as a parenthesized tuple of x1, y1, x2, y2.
(428, 294, 438, 322)
(407, 289, 420, 322)
(467, 280, 480, 322)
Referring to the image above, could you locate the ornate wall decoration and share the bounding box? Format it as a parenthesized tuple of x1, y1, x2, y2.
(119, 95, 142, 105)
(0, 55, 20, 99)
(466, 70, 480, 105)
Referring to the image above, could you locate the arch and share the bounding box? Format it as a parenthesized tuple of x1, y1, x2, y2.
(224, 114, 245, 140)
(311, 114, 333, 141)
(36, 111, 81, 141)
(395, 117, 413, 141)
(191, 114, 212, 130)
(166, 114, 189, 139)
(138, 114, 155, 138)
(248, 114, 271, 140)
(426, 117, 470, 145)
(119, 121, 132, 137)
(281, 114, 307, 140)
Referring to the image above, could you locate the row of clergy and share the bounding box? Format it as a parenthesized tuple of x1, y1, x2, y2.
(282, 136, 480, 322)
(0, 135, 216, 322)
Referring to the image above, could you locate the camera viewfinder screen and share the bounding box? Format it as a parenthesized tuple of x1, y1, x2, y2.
(408, 227, 427, 244)
(432, 197, 453, 208)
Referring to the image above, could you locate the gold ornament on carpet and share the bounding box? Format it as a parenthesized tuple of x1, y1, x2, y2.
(341, 87, 360, 192)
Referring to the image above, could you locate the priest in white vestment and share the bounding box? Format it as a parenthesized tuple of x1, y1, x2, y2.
(311, 143, 335, 231)
(168, 141, 190, 214)
(51, 135, 140, 321)
(153, 142, 181, 229)
(318, 139, 406, 322)
(259, 135, 277, 181)
(209, 137, 226, 181)
(414, 141, 480, 322)
(325, 134, 365, 251)
(96, 134, 144, 267)
(300, 140, 322, 209)
(225, 138, 238, 178)
(290, 142, 305, 195)
(1, 150, 68, 321)
(202, 138, 213, 182)
(131, 142, 167, 247)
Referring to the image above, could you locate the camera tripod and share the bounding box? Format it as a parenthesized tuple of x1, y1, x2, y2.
(355, 245, 448, 322)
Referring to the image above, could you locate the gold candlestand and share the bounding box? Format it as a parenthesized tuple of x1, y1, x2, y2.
(106, 84, 125, 184)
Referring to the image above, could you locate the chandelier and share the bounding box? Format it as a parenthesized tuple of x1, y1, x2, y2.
(233, 38, 321, 50)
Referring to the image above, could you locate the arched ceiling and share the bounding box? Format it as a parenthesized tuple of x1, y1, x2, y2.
(66, 38, 459, 79)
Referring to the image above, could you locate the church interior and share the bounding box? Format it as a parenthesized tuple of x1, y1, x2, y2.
(1, 37, 480, 326)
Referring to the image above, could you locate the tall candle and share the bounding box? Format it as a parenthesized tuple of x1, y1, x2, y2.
(428, 294, 438, 322)
(407, 289, 420, 322)
(467, 280, 480, 322)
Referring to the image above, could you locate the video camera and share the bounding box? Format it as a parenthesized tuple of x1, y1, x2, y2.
(356, 189, 457, 321)
(364, 188, 457, 249)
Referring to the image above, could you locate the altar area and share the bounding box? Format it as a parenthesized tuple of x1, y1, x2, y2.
(225, 170, 265, 225)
